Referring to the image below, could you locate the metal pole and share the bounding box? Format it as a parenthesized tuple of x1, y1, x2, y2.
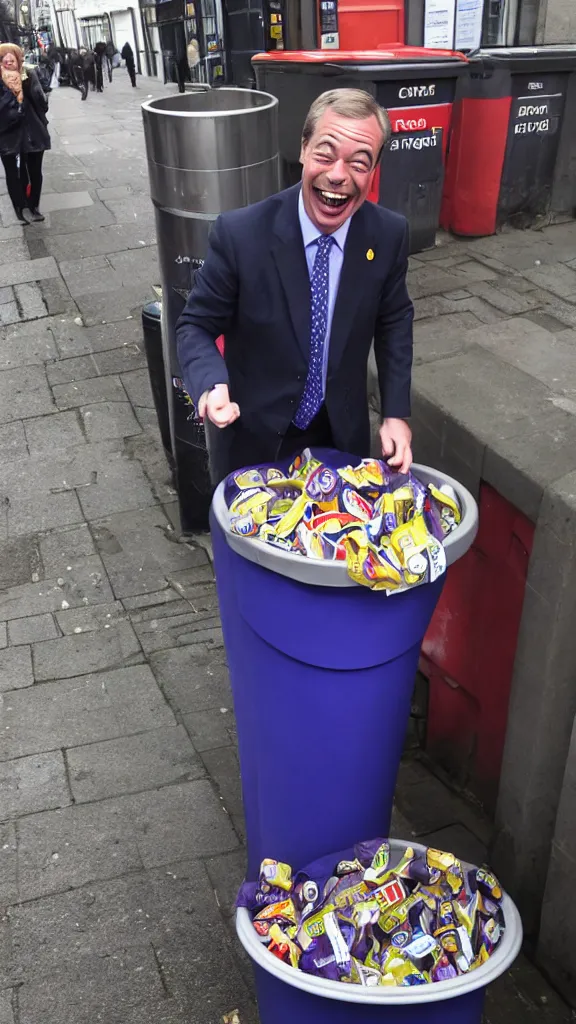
(128, 5, 142, 73)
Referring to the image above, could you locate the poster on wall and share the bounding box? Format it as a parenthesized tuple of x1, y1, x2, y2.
(455, 0, 484, 49)
(320, 0, 340, 49)
(424, 0, 456, 48)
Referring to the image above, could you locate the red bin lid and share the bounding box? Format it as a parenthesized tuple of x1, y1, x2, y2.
(252, 46, 468, 64)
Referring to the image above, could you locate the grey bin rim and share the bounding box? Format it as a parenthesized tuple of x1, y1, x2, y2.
(236, 838, 523, 1004)
(212, 462, 478, 588)
(141, 88, 278, 120)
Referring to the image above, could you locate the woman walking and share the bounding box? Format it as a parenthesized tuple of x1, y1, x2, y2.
(0, 44, 50, 223)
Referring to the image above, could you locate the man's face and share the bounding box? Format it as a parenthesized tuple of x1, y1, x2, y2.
(2, 53, 19, 71)
(300, 109, 383, 234)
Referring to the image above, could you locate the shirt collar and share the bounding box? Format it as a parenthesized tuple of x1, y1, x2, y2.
(298, 188, 352, 252)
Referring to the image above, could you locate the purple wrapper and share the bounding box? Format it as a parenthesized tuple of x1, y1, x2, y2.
(354, 838, 389, 867)
(299, 934, 343, 981)
(236, 881, 289, 911)
(236, 881, 257, 909)
(431, 954, 458, 983)
(305, 465, 341, 503)
(423, 496, 446, 542)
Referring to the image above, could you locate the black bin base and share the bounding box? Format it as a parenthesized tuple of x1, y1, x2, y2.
(141, 302, 212, 533)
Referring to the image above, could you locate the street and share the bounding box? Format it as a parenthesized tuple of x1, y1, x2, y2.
(0, 70, 575, 1022)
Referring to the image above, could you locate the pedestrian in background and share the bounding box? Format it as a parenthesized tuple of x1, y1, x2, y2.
(0, 43, 50, 223)
(104, 40, 117, 82)
(93, 41, 106, 92)
(47, 44, 61, 89)
(121, 42, 137, 87)
(70, 48, 93, 101)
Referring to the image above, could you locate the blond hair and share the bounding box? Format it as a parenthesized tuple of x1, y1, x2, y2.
(302, 88, 391, 160)
(0, 44, 24, 69)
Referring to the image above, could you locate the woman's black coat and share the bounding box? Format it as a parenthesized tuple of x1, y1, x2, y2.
(0, 68, 51, 157)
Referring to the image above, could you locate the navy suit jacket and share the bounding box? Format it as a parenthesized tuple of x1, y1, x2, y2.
(176, 183, 413, 479)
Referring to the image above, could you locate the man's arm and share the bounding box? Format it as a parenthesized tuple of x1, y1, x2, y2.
(373, 222, 414, 473)
(176, 215, 238, 412)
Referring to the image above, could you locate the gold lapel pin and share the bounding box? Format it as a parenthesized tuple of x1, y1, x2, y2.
(366, 249, 375, 261)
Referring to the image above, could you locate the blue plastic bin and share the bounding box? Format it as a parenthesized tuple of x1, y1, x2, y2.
(236, 839, 523, 1024)
(210, 450, 478, 879)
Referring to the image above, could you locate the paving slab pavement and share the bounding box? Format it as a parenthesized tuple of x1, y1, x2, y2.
(0, 70, 574, 1023)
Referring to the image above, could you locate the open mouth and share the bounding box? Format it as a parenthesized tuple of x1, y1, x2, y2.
(313, 187, 351, 210)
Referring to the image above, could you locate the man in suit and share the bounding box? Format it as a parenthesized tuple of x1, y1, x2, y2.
(176, 87, 413, 482)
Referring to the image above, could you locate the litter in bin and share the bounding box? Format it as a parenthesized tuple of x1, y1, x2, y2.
(224, 451, 461, 592)
(237, 839, 504, 987)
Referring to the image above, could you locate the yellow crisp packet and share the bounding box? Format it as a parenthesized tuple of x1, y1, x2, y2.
(393, 485, 414, 525)
(289, 450, 322, 481)
(274, 494, 310, 538)
(261, 858, 293, 891)
(427, 849, 457, 874)
(266, 477, 305, 494)
(391, 514, 446, 585)
(469, 945, 491, 971)
(268, 923, 301, 969)
(234, 469, 266, 490)
(230, 488, 272, 519)
(339, 459, 386, 489)
(428, 483, 462, 533)
(254, 898, 297, 925)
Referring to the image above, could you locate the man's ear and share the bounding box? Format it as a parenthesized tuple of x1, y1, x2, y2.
(299, 139, 307, 165)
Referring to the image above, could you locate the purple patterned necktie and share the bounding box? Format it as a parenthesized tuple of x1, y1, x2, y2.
(293, 234, 334, 429)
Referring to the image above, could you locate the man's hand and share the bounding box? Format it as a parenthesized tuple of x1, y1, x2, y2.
(380, 417, 412, 475)
(198, 384, 240, 429)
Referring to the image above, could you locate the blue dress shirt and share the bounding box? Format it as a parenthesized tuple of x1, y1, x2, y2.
(298, 190, 352, 396)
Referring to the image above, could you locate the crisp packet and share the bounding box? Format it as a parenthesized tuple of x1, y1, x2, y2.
(431, 954, 458, 982)
(268, 923, 301, 968)
(274, 493, 310, 538)
(341, 958, 381, 986)
(229, 512, 258, 537)
(343, 535, 404, 591)
(336, 858, 364, 877)
(288, 449, 322, 481)
(391, 514, 446, 586)
(404, 932, 440, 973)
(305, 465, 341, 504)
(294, 879, 320, 915)
(232, 468, 267, 491)
(377, 492, 397, 533)
(254, 898, 297, 926)
(341, 486, 373, 522)
(260, 859, 293, 892)
(299, 932, 343, 980)
(475, 868, 503, 903)
(428, 483, 462, 535)
(362, 840, 391, 886)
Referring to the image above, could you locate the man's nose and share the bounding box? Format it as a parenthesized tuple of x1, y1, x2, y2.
(327, 159, 348, 185)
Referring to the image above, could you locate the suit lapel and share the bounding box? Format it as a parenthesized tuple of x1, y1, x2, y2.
(271, 185, 311, 361)
(327, 206, 371, 377)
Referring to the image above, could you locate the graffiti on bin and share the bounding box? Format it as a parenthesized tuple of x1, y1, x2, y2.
(390, 132, 440, 151)
(398, 84, 436, 99)
(393, 116, 428, 132)
(512, 92, 563, 137)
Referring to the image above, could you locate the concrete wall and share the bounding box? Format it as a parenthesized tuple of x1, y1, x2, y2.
(538, 713, 576, 1003)
(367, 225, 576, 950)
(535, 0, 576, 42)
